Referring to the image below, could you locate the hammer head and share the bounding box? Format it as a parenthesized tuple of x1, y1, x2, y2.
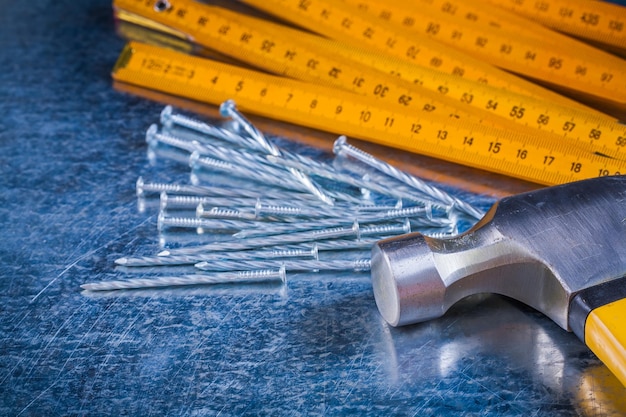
(371, 176, 626, 329)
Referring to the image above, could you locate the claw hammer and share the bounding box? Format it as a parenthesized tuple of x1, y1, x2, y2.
(371, 175, 626, 385)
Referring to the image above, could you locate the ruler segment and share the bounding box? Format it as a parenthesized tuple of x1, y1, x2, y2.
(112, 42, 626, 186)
(114, 0, 626, 156)
(481, 0, 626, 53)
(346, 0, 626, 104)
(236, 0, 583, 103)
(114, 0, 519, 130)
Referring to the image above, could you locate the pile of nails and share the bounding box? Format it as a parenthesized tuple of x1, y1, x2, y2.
(81, 100, 483, 291)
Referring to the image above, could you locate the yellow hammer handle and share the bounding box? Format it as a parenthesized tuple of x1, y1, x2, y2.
(585, 298, 626, 386)
(570, 277, 626, 387)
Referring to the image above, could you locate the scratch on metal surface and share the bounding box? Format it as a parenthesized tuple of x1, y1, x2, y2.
(0, 357, 24, 386)
(410, 378, 446, 417)
(77, 296, 153, 416)
(18, 297, 118, 415)
(171, 295, 247, 386)
(17, 381, 55, 417)
(30, 216, 154, 302)
(23, 298, 90, 379)
(30, 257, 82, 303)
(16, 301, 102, 417)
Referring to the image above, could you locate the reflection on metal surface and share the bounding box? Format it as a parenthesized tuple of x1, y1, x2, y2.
(374, 294, 624, 413)
(577, 365, 626, 416)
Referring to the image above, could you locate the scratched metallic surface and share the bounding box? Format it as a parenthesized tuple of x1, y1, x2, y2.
(2, 1, 626, 416)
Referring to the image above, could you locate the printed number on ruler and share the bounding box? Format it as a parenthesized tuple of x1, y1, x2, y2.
(481, 0, 626, 51)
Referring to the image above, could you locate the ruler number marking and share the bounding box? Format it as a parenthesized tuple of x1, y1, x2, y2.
(609, 20, 624, 32)
(589, 129, 602, 140)
(488, 141, 501, 154)
(563, 121, 576, 132)
(537, 114, 550, 125)
(580, 13, 599, 27)
(509, 106, 525, 119)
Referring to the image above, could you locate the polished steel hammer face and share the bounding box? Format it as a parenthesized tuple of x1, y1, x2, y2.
(371, 175, 626, 383)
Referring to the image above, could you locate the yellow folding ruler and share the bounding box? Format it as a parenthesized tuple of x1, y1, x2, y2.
(236, 0, 626, 108)
(111, 0, 626, 186)
(112, 41, 625, 185)
(340, 0, 626, 107)
(113, 0, 626, 148)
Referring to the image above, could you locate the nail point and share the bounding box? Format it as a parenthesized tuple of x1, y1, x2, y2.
(115, 257, 128, 265)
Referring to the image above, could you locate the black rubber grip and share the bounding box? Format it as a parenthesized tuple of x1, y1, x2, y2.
(569, 275, 626, 342)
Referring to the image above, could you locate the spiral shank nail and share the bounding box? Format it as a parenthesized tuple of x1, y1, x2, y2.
(360, 220, 410, 236)
(81, 268, 286, 291)
(192, 153, 314, 196)
(334, 136, 483, 219)
(162, 107, 260, 150)
(116, 254, 205, 266)
(220, 100, 279, 156)
(198, 205, 254, 220)
(161, 194, 205, 210)
(195, 258, 371, 272)
(166, 111, 207, 133)
(158, 214, 250, 231)
(116, 244, 321, 267)
(233, 217, 358, 238)
(220, 101, 333, 205)
(170, 222, 358, 255)
(273, 154, 431, 206)
(161, 106, 216, 137)
(271, 246, 319, 260)
(153, 130, 200, 153)
(235, 225, 357, 247)
(353, 206, 429, 223)
(193, 154, 235, 171)
(256, 202, 304, 217)
(138, 179, 246, 197)
(137, 177, 202, 197)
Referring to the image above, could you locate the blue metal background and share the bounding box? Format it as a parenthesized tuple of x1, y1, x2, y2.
(2, 1, 626, 415)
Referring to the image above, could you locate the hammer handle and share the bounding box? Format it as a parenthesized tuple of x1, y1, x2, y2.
(570, 276, 626, 386)
(586, 300, 626, 386)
